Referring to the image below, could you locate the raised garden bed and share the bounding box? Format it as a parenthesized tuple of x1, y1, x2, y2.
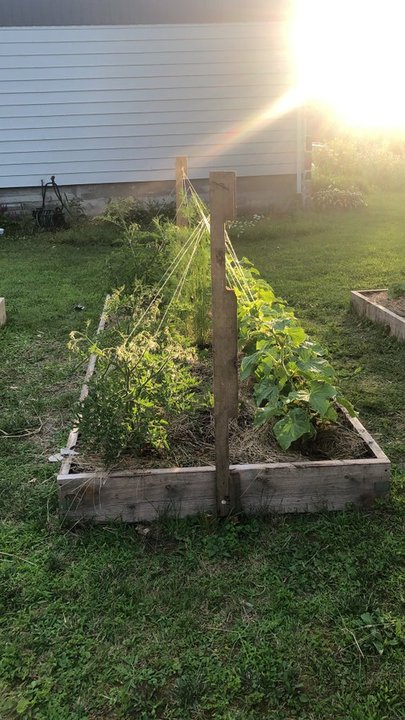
(58, 311, 390, 523)
(351, 289, 405, 341)
(58, 169, 391, 523)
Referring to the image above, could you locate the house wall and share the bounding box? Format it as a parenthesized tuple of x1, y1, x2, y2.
(0, 22, 302, 211)
(0, 0, 291, 26)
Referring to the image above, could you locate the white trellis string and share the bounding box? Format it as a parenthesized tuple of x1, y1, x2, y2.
(184, 175, 254, 302)
(123, 174, 255, 345)
(155, 221, 206, 335)
(224, 236, 255, 302)
(125, 219, 205, 342)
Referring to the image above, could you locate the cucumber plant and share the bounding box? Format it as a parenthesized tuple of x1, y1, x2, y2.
(233, 260, 355, 450)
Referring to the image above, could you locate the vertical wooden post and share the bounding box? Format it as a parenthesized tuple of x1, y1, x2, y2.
(209, 172, 239, 517)
(0, 297, 6, 327)
(176, 156, 188, 227)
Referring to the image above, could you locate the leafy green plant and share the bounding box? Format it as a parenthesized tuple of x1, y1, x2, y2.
(105, 196, 212, 346)
(312, 136, 405, 192)
(388, 282, 405, 299)
(107, 225, 177, 290)
(101, 196, 176, 229)
(349, 610, 402, 656)
(233, 260, 354, 450)
(69, 288, 201, 463)
(312, 185, 367, 211)
(0, 203, 35, 236)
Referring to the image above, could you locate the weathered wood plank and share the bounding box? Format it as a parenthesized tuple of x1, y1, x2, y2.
(58, 295, 109, 481)
(175, 156, 187, 227)
(237, 459, 390, 513)
(209, 171, 239, 515)
(58, 453, 390, 523)
(0, 297, 6, 327)
(351, 290, 405, 341)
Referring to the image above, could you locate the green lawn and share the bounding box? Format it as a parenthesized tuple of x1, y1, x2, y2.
(0, 194, 404, 720)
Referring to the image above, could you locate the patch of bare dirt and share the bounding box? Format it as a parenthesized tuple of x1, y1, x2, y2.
(369, 291, 405, 318)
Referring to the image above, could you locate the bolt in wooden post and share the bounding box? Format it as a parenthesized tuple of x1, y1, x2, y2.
(176, 156, 188, 227)
(209, 171, 239, 517)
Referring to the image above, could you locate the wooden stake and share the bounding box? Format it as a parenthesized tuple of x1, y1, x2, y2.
(0, 297, 6, 327)
(176, 156, 188, 227)
(209, 172, 239, 516)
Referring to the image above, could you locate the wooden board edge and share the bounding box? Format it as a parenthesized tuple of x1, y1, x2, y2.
(58, 295, 110, 480)
(340, 405, 389, 462)
(57, 454, 391, 488)
(351, 290, 405, 326)
(59, 457, 390, 523)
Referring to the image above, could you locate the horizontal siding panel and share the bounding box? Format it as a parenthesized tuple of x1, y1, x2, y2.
(0, 111, 297, 131)
(0, 166, 297, 188)
(1, 147, 297, 166)
(0, 50, 289, 68)
(0, 38, 286, 56)
(0, 74, 290, 94)
(0, 23, 287, 43)
(1, 64, 293, 82)
(0, 125, 296, 143)
(0, 138, 296, 155)
(0, 55, 291, 73)
(1, 97, 290, 117)
(1, 22, 299, 190)
(1, 154, 297, 175)
(1, 86, 289, 107)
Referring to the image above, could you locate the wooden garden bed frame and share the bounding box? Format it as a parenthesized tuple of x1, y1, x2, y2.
(58, 307, 390, 523)
(57, 165, 390, 523)
(351, 289, 405, 341)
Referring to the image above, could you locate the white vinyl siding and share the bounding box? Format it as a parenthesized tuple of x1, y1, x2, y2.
(0, 23, 297, 188)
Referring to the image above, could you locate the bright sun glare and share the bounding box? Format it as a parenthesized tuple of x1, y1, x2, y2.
(293, 0, 405, 130)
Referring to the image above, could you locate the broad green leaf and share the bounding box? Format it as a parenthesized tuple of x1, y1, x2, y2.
(297, 356, 335, 379)
(324, 405, 338, 422)
(285, 325, 307, 345)
(272, 318, 291, 331)
(261, 350, 280, 368)
(240, 351, 262, 380)
(260, 289, 276, 303)
(337, 394, 356, 417)
(256, 338, 273, 352)
(273, 408, 313, 450)
(309, 381, 337, 416)
(288, 389, 310, 404)
(254, 403, 281, 427)
(254, 379, 279, 407)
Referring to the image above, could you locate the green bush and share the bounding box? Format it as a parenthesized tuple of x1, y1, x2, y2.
(312, 185, 367, 211)
(0, 204, 34, 236)
(312, 136, 405, 192)
(102, 196, 176, 229)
